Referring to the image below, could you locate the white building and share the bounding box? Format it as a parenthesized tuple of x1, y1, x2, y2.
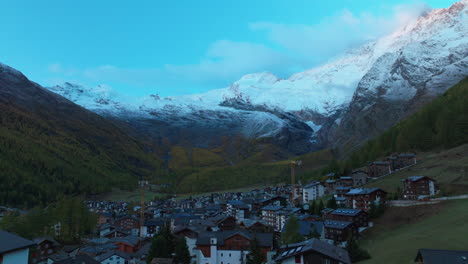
(193, 231, 273, 264)
(96, 250, 131, 264)
(0, 230, 35, 264)
(302, 181, 325, 203)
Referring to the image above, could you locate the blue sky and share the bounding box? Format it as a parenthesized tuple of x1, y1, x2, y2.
(0, 0, 457, 96)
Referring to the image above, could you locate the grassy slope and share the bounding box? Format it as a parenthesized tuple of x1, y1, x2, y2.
(364, 144, 468, 195)
(342, 77, 468, 173)
(360, 199, 468, 264)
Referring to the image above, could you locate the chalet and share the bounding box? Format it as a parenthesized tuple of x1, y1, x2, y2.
(402, 176, 437, 200)
(96, 250, 131, 264)
(31, 236, 60, 263)
(0, 230, 35, 264)
(324, 220, 358, 242)
(414, 248, 468, 264)
(321, 208, 335, 219)
(97, 212, 113, 226)
(345, 188, 387, 212)
(209, 215, 236, 231)
(292, 184, 304, 202)
(350, 170, 368, 187)
(367, 161, 392, 178)
(226, 200, 250, 222)
(284, 220, 324, 239)
(302, 181, 325, 204)
(260, 195, 287, 208)
(275, 238, 351, 264)
(297, 214, 321, 222)
(114, 216, 140, 235)
(110, 236, 141, 253)
(396, 153, 417, 169)
(239, 219, 270, 232)
(173, 226, 199, 239)
(99, 224, 128, 238)
(334, 187, 352, 206)
(339, 177, 354, 187)
(194, 230, 273, 264)
(143, 219, 166, 237)
(326, 209, 369, 228)
(261, 205, 283, 228)
(275, 207, 301, 232)
(54, 255, 100, 264)
(325, 180, 338, 194)
(170, 213, 201, 230)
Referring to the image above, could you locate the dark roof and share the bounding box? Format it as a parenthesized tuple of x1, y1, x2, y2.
(275, 238, 350, 264)
(399, 153, 416, 158)
(261, 205, 282, 211)
(145, 219, 165, 226)
(196, 230, 273, 247)
(324, 220, 353, 229)
(96, 250, 131, 261)
(33, 236, 60, 246)
(336, 186, 352, 191)
(346, 188, 386, 195)
(304, 181, 322, 188)
(47, 251, 69, 262)
(407, 176, 434, 182)
(135, 242, 151, 257)
(331, 208, 364, 216)
(0, 230, 35, 254)
(54, 255, 100, 264)
(294, 221, 323, 236)
(370, 161, 391, 166)
(110, 235, 141, 247)
(115, 215, 139, 222)
(240, 219, 267, 228)
(415, 249, 468, 264)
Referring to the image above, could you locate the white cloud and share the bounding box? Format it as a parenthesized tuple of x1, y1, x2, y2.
(249, 2, 430, 64)
(46, 2, 430, 95)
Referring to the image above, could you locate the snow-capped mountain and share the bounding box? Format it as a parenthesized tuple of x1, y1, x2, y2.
(47, 0, 468, 155)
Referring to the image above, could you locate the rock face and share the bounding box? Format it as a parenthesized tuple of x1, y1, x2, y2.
(45, 0, 468, 157)
(323, 1, 468, 154)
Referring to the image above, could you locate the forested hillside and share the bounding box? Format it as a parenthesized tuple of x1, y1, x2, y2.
(0, 64, 164, 208)
(341, 77, 468, 171)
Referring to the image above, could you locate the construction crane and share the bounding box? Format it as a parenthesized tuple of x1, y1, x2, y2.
(138, 176, 148, 238)
(290, 160, 302, 203)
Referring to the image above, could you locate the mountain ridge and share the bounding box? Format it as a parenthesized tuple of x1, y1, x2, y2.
(45, 1, 468, 157)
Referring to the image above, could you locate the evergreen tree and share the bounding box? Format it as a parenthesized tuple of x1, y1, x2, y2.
(147, 235, 171, 262)
(346, 239, 371, 262)
(281, 215, 305, 245)
(174, 237, 191, 264)
(327, 197, 338, 209)
(247, 237, 263, 264)
(317, 200, 325, 215)
(309, 200, 316, 215)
